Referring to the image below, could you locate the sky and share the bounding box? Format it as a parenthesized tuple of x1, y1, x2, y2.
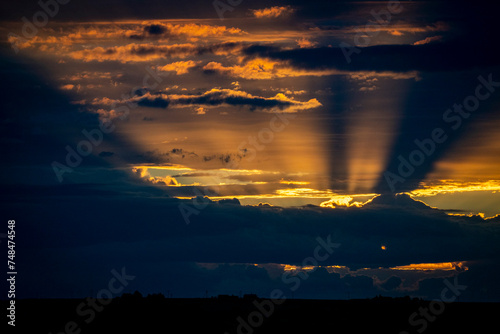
(1, 0, 500, 302)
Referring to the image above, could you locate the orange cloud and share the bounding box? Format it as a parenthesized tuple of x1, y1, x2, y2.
(205, 59, 424, 81)
(9, 21, 245, 58)
(7, 35, 39, 50)
(159, 22, 244, 38)
(61, 71, 115, 81)
(390, 262, 468, 271)
(339, 21, 449, 36)
(159, 60, 200, 75)
(350, 71, 421, 81)
(89, 88, 322, 113)
(388, 30, 403, 36)
(252, 6, 295, 18)
(132, 167, 180, 186)
(413, 36, 443, 45)
(69, 42, 241, 63)
(69, 44, 188, 62)
(203, 58, 340, 80)
(9, 26, 140, 51)
(296, 38, 317, 48)
(60, 84, 75, 90)
(319, 195, 377, 208)
(409, 180, 500, 197)
(165, 88, 322, 112)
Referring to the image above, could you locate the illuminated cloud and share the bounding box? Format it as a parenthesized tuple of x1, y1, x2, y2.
(314, 21, 449, 37)
(413, 35, 443, 45)
(349, 71, 420, 91)
(159, 60, 201, 75)
(7, 26, 135, 51)
(409, 180, 500, 197)
(60, 84, 75, 90)
(139, 22, 244, 39)
(69, 43, 195, 62)
(274, 187, 334, 198)
(320, 196, 356, 208)
(61, 71, 117, 81)
(279, 180, 310, 186)
(131, 165, 279, 190)
(388, 30, 403, 36)
(9, 21, 245, 52)
(93, 108, 124, 120)
(7, 34, 39, 50)
(319, 195, 376, 208)
(203, 58, 339, 80)
(349, 71, 420, 81)
(69, 42, 243, 63)
(296, 38, 317, 48)
(126, 88, 322, 112)
(389, 262, 468, 271)
(282, 260, 467, 275)
(269, 88, 306, 95)
(252, 6, 295, 19)
(195, 107, 206, 115)
(132, 167, 180, 186)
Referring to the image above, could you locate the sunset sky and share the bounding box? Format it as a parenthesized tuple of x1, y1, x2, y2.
(1, 0, 500, 302)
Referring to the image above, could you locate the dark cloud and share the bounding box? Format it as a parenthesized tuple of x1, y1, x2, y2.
(367, 194, 430, 210)
(176, 93, 291, 109)
(7, 189, 499, 299)
(134, 90, 292, 110)
(9, 189, 500, 267)
(69, 42, 246, 63)
(134, 148, 201, 164)
(243, 41, 500, 73)
(131, 88, 321, 112)
(145, 24, 167, 35)
(202, 153, 242, 164)
(137, 96, 169, 108)
(217, 198, 241, 205)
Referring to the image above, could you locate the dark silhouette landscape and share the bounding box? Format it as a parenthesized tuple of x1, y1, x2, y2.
(3, 294, 498, 333)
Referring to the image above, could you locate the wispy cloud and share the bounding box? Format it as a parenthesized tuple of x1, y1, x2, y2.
(413, 35, 443, 45)
(203, 58, 340, 79)
(128, 88, 322, 113)
(69, 42, 243, 63)
(159, 60, 201, 75)
(252, 6, 295, 19)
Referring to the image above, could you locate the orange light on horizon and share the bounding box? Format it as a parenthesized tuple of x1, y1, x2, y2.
(389, 261, 468, 271)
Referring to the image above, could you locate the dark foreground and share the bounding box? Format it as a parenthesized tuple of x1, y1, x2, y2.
(3, 295, 499, 333)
